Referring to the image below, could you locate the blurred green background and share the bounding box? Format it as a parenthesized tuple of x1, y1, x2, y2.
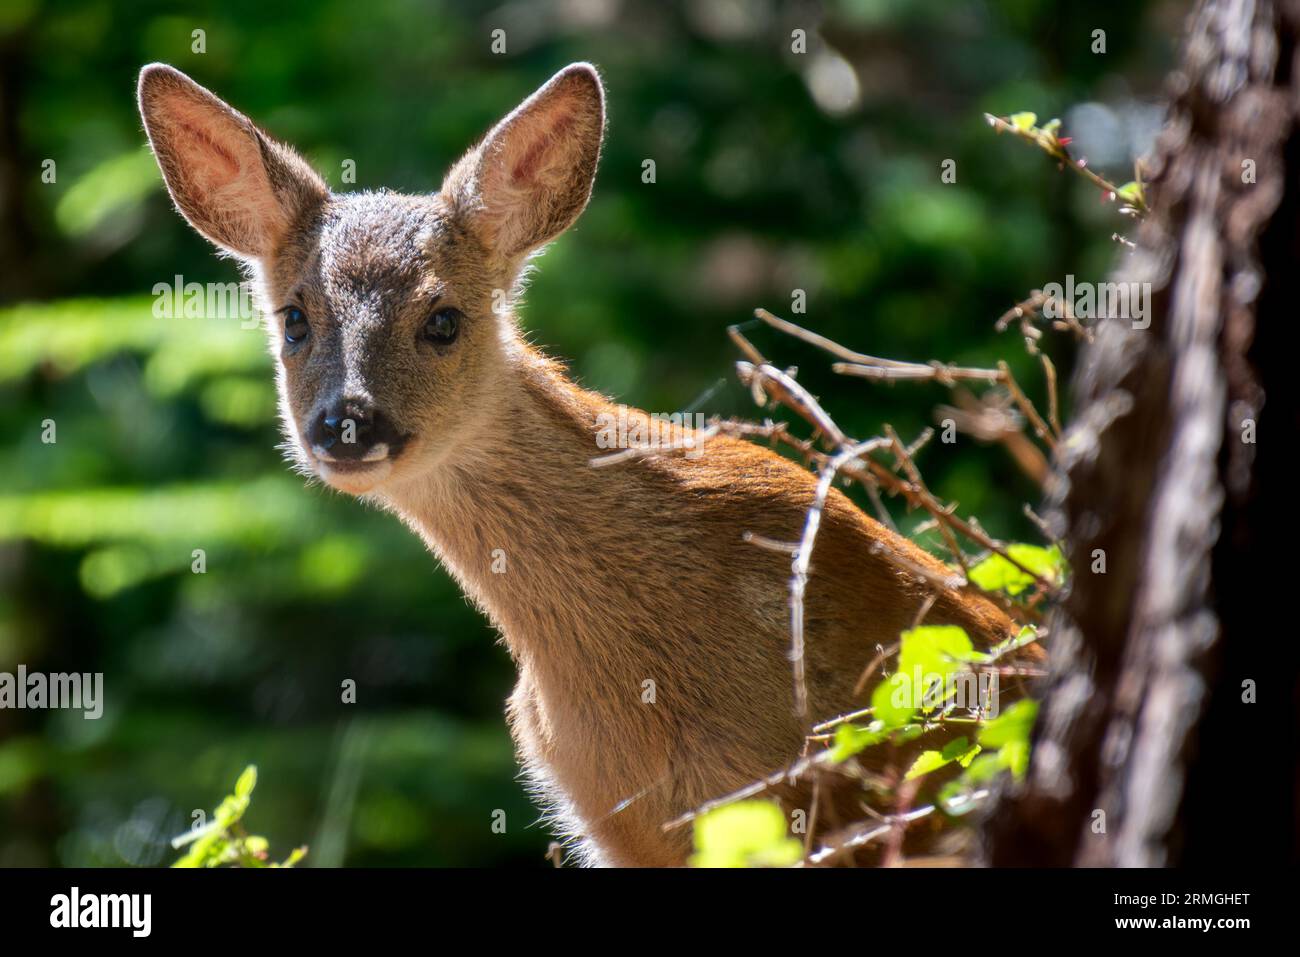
(0, 0, 1175, 866)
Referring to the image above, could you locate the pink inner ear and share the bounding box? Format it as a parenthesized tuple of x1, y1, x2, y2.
(510, 111, 575, 185)
(174, 116, 242, 187)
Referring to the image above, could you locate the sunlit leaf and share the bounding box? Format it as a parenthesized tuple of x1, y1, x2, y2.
(690, 800, 802, 868)
(172, 765, 305, 868)
(978, 699, 1039, 748)
(1009, 111, 1037, 131)
(1116, 180, 1144, 204)
(829, 721, 889, 762)
(235, 765, 257, 799)
(967, 544, 1064, 595)
(903, 737, 981, 780)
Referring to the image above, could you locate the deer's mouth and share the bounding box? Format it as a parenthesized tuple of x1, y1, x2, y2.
(311, 434, 410, 493)
(312, 435, 409, 472)
(318, 458, 384, 474)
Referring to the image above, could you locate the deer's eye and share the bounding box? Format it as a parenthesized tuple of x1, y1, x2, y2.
(283, 307, 310, 344)
(422, 307, 461, 345)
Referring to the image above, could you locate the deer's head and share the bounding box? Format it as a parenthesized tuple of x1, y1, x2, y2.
(138, 63, 604, 495)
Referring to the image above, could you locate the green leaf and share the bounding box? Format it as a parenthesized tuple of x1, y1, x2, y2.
(1008, 543, 1065, 579)
(235, 765, 258, 799)
(941, 736, 975, 761)
(903, 737, 981, 781)
(990, 625, 1039, 658)
(936, 700, 1041, 812)
(904, 749, 949, 781)
(276, 846, 308, 868)
(1002, 739, 1030, 779)
(1116, 180, 1144, 203)
(213, 792, 249, 829)
(1009, 111, 1037, 131)
(968, 553, 1026, 594)
(690, 800, 802, 868)
(829, 721, 889, 762)
(172, 831, 223, 868)
(172, 765, 307, 868)
(967, 544, 1064, 596)
(899, 624, 976, 676)
(869, 625, 978, 727)
(978, 699, 1039, 748)
(871, 672, 915, 728)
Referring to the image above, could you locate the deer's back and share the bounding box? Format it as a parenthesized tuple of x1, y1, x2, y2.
(494, 420, 1013, 866)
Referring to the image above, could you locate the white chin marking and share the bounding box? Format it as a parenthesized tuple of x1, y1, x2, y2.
(316, 458, 393, 495)
(308, 443, 390, 466)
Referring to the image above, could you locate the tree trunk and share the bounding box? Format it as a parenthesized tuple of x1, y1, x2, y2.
(981, 0, 1299, 867)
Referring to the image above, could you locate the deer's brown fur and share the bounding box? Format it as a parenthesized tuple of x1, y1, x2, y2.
(138, 62, 1014, 866)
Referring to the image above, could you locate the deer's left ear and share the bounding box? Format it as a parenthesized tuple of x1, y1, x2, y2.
(443, 63, 605, 259)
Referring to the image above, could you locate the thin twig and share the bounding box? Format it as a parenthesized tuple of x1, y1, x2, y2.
(998, 361, 1056, 451)
(983, 112, 1148, 216)
(661, 752, 823, 832)
(1022, 503, 1059, 547)
(804, 771, 823, 856)
(885, 424, 968, 571)
(833, 360, 1002, 384)
(734, 359, 847, 447)
(996, 290, 1092, 346)
(756, 308, 926, 369)
(757, 310, 1059, 463)
(588, 423, 720, 468)
(790, 438, 890, 719)
(803, 803, 936, 865)
(1041, 353, 1062, 437)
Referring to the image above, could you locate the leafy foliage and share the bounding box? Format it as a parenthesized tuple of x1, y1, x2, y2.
(172, 766, 306, 868)
(872, 625, 986, 728)
(967, 543, 1067, 596)
(690, 800, 802, 868)
(905, 736, 982, 782)
(938, 700, 1039, 814)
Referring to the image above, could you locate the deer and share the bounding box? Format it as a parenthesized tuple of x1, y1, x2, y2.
(137, 62, 1018, 867)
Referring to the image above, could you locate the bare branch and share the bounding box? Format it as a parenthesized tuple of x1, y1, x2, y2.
(790, 438, 891, 719)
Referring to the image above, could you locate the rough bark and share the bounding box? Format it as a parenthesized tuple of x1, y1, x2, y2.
(981, 0, 1299, 867)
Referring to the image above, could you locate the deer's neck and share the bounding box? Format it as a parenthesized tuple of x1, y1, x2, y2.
(379, 344, 626, 666)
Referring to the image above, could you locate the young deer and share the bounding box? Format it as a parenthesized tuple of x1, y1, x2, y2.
(138, 62, 1015, 866)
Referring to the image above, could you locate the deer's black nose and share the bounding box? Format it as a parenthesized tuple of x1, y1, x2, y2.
(311, 398, 400, 461)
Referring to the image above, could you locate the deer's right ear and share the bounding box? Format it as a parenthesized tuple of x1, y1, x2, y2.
(137, 63, 328, 260)
(442, 63, 605, 260)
